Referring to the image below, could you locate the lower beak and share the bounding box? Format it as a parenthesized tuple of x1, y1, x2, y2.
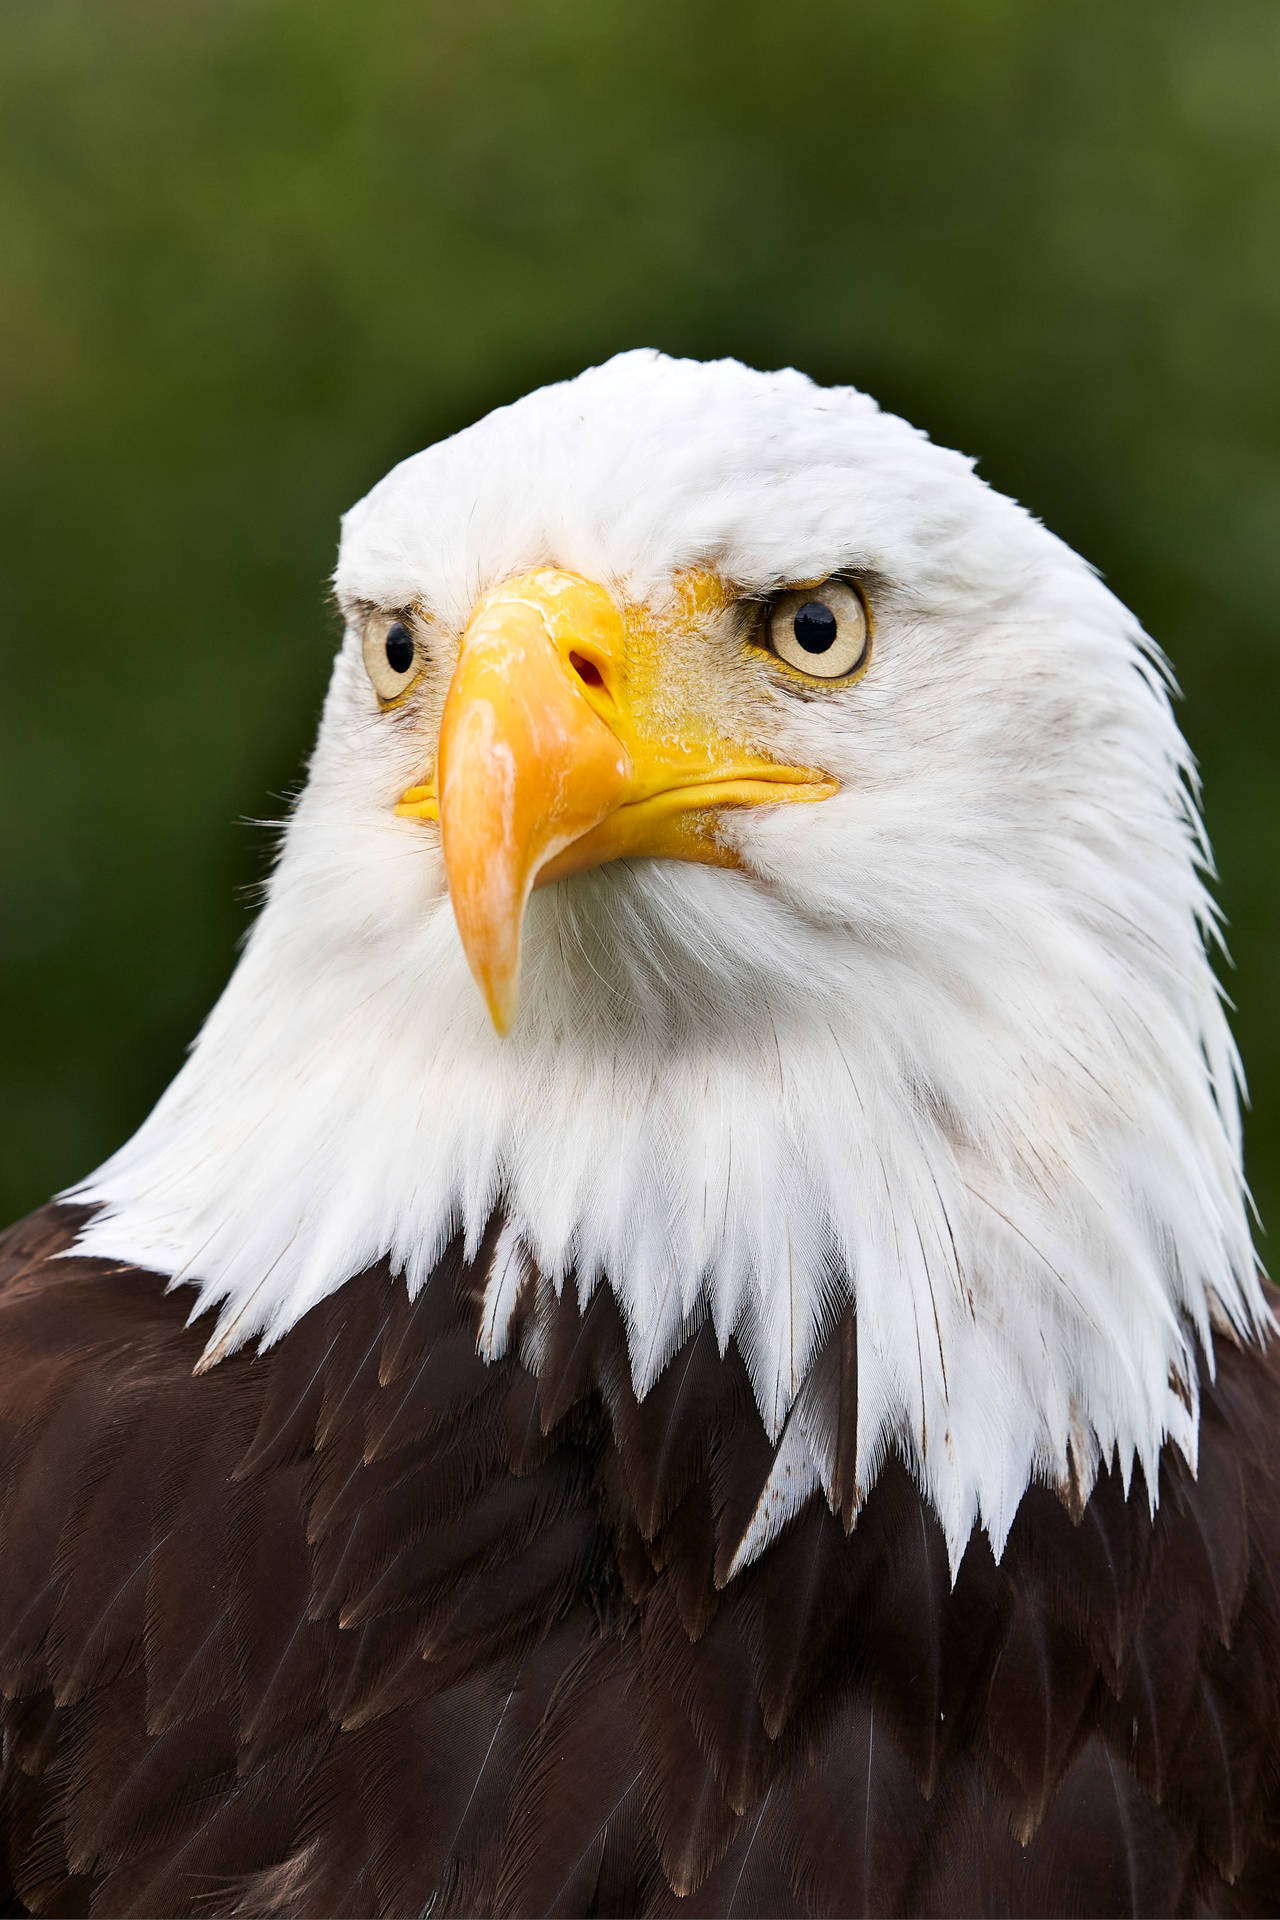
(397, 568, 835, 1033)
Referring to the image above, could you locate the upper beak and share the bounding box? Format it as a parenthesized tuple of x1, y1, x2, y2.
(396, 568, 835, 1033)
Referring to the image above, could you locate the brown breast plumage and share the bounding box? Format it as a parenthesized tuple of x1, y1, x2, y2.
(0, 1202, 1277, 1918)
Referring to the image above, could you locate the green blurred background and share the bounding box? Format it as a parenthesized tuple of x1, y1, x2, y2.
(1, 0, 1277, 1237)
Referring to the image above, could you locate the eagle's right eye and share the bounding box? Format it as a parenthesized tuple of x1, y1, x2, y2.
(362, 611, 421, 702)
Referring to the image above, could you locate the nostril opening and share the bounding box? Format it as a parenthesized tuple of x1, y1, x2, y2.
(569, 651, 606, 691)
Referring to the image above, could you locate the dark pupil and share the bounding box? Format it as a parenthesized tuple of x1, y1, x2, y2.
(792, 601, 837, 653)
(384, 621, 415, 674)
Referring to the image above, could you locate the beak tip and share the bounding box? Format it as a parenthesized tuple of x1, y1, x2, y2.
(481, 972, 520, 1037)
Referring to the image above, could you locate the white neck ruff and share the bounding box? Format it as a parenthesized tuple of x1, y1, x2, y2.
(71, 813, 1265, 1571)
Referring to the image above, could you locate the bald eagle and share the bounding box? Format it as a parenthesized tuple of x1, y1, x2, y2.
(0, 352, 1275, 1917)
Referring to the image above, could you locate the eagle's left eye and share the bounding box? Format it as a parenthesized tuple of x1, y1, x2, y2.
(765, 580, 869, 681)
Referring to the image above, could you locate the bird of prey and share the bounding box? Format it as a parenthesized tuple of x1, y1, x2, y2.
(0, 350, 1274, 1918)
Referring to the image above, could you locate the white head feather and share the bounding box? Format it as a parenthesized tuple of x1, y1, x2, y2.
(71, 350, 1264, 1569)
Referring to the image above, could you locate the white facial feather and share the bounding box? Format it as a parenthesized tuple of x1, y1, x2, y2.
(71, 350, 1264, 1570)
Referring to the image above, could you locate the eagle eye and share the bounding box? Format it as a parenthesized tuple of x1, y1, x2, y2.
(765, 580, 869, 681)
(362, 610, 422, 702)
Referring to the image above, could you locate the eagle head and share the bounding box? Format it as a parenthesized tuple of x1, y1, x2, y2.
(75, 350, 1262, 1565)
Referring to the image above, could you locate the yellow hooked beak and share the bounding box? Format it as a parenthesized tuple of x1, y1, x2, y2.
(396, 568, 836, 1033)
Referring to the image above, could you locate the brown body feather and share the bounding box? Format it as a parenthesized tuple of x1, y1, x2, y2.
(0, 1204, 1278, 1917)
